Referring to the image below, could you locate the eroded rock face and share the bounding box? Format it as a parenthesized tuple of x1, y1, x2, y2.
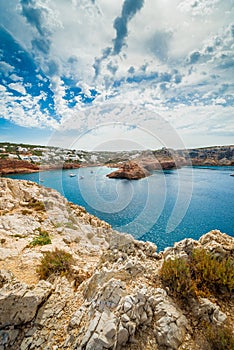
(0, 159, 39, 175)
(106, 158, 178, 180)
(107, 161, 150, 180)
(0, 178, 233, 350)
(154, 289, 189, 350)
(192, 297, 227, 326)
(0, 271, 52, 328)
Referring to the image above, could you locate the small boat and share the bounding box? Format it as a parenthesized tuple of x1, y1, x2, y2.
(69, 173, 76, 177)
(39, 179, 44, 183)
(79, 176, 84, 180)
(230, 173, 234, 177)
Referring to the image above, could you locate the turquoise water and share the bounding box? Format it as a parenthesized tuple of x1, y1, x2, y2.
(6, 166, 234, 251)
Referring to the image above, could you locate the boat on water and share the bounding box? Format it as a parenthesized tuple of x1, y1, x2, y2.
(69, 173, 76, 177)
(230, 173, 234, 177)
(79, 176, 84, 179)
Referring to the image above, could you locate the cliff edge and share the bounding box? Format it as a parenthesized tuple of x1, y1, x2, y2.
(0, 178, 233, 350)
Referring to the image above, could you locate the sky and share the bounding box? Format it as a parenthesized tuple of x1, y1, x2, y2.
(0, 0, 233, 150)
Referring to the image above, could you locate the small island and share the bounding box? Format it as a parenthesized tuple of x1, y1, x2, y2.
(107, 161, 150, 180)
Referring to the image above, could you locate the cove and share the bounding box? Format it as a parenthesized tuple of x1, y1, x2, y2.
(6, 165, 234, 251)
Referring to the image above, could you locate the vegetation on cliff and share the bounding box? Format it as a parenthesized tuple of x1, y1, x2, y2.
(160, 248, 234, 299)
(0, 178, 233, 350)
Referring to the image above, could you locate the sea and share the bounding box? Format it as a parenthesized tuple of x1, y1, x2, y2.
(6, 166, 234, 251)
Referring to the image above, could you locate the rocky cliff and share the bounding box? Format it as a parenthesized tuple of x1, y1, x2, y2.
(107, 162, 150, 180)
(0, 159, 39, 175)
(107, 145, 234, 180)
(0, 159, 81, 175)
(0, 178, 233, 350)
(107, 159, 178, 180)
(174, 145, 234, 166)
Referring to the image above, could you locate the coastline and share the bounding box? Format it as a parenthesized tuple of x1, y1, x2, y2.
(1, 159, 233, 177)
(0, 144, 233, 177)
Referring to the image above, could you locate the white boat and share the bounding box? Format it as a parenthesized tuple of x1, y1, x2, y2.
(230, 173, 234, 177)
(69, 173, 76, 177)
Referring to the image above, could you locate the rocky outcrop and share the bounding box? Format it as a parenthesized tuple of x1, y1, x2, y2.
(139, 157, 178, 171)
(175, 145, 234, 166)
(0, 271, 52, 328)
(106, 158, 178, 180)
(0, 159, 81, 175)
(0, 178, 233, 350)
(40, 162, 81, 171)
(0, 159, 39, 175)
(107, 161, 150, 180)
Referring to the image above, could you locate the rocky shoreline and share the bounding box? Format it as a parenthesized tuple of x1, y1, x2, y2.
(1, 144, 233, 180)
(0, 159, 81, 175)
(106, 145, 234, 179)
(0, 178, 233, 349)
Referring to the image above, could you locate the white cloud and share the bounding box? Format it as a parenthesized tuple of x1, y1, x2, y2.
(8, 83, 26, 95)
(0, 0, 233, 148)
(0, 61, 14, 76)
(9, 74, 23, 82)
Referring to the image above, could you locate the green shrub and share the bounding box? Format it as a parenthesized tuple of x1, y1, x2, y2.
(30, 229, 51, 246)
(160, 248, 234, 299)
(205, 323, 234, 350)
(191, 249, 234, 294)
(37, 248, 74, 280)
(160, 257, 196, 299)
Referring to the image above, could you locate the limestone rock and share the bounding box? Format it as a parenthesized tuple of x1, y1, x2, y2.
(0, 273, 52, 327)
(154, 288, 189, 350)
(192, 297, 227, 326)
(0, 178, 233, 350)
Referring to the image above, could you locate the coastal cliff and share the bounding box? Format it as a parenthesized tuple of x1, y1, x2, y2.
(107, 145, 233, 180)
(0, 159, 39, 175)
(0, 159, 81, 175)
(0, 145, 233, 177)
(0, 178, 233, 350)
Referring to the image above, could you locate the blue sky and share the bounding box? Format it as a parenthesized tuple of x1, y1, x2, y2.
(0, 0, 233, 150)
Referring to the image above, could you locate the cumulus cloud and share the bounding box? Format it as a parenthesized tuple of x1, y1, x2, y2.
(8, 82, 26, 95)
(0, 0, 233, 147)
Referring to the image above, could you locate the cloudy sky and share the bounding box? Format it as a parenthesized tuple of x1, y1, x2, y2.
(0, 0, 233, 150)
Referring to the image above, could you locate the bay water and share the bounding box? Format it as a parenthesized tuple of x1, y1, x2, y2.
(6, 166, 234, 251)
